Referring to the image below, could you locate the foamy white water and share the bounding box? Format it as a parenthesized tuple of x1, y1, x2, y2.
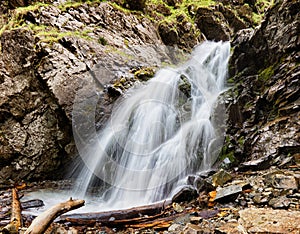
(22, 41, 230, 214)
(73, 41, 230, 210)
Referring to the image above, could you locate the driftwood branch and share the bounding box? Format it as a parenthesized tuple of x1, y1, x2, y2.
(2, 188, 22, 234)
(60, 201, 168, 226)
(24, 198, 85, 234)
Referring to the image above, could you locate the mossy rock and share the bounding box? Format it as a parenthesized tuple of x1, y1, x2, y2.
(163, 0, 182, 7)
(258, 65, 274, 83)
(134, 67, 155, 81)
(158, 22, 179, 45)
(178, 74, 191, 98)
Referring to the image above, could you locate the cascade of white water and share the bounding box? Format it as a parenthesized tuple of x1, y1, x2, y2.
(74, 41, 230, 210)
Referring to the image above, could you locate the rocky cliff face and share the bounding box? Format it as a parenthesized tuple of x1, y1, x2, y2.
(0, 29, 72, 182)
(0, 0, 298, 184)
(0, 1, 167, 184)
(223, 0, 300, 168)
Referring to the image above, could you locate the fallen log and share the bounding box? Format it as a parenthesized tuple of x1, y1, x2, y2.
(24, 198, 85, 234)
(2, 188, 22, 234)
(59, 201, 195, 231)
(60, 201, 171, 226)
(64, 209, 166, 226)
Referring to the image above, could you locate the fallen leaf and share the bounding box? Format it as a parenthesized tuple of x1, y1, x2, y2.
(172, 203, 184, 213)
(217, 211, 228, 217)
(16, 183, 26, 190)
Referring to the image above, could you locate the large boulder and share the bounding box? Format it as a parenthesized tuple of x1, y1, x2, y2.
(194, 3, 250, 42)
(158, 13, 202, 50)
(195, 7, 231, 41)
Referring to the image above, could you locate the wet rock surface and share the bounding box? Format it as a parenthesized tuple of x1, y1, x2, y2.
(0, 1, 173, 183)
(222, 0, 300, 169)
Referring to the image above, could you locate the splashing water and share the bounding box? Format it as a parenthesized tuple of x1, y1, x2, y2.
(72, 41, 230, 210)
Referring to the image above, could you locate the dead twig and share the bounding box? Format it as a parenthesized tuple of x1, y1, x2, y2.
(24, 198, 85, 234)
(2, 188, 22, 234)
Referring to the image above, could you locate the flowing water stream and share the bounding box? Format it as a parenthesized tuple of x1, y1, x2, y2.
(23, 41, 230, 213)
(73, 41, 230, 209)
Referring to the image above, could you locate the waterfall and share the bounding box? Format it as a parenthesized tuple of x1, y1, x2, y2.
(73, 41, 230, 210)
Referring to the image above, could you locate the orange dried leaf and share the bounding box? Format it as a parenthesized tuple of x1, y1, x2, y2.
(16, 182, 26, 190)
(209, 191, 217, 200)
(217, 211, 227, 217)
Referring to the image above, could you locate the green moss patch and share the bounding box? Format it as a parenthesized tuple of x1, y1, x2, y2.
(258, 65, 275, 83)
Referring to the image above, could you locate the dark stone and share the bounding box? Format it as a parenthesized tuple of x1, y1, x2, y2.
(124, 0, 146, 11)
(238, 156, 274, 171)
(152, 3, 171, 16)
(194, 177, 215, 193)
(8, 0, 27, 8)
(157, 14, 201, 50)
(197, 169, 218, 178)
(187, 175, 197, 185)
(214, 184, 243, 203)
(21, 199, 44, 209)
(197, 209, 219, 219)
(195, 7, 231, 41)
(218, 4, 248, 31)
(158, 22, 179, 45)
(172, 186, 198, 203)
(134, 67, 155, 81)
(164, 0, 182, 7)
(107, 85, 122, 97)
